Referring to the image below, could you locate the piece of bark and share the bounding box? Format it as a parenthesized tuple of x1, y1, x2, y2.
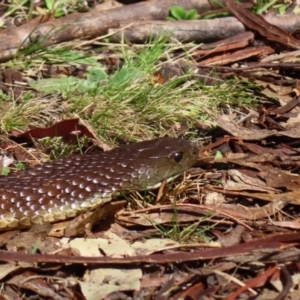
(226, 0, 300, 49)
(199, 46, 274, 65)
(110, 18, 245, 43)
(213, 225, 246, 247)
(0, 0, 218, 62)
(192, 31, 254, 57)
(261, 49, 300, 63)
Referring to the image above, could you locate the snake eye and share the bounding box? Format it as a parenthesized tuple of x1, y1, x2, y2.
(173, 152, 183, 163)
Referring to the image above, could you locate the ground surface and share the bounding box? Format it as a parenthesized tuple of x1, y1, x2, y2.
(0, 0, 300, 299)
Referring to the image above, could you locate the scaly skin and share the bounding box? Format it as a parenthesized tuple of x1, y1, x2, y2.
(0, 137, 198, 230)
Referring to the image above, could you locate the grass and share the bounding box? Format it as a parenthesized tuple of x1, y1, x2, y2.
(0, 4, 295, 300)
(1, 37, 261, 149)
(0, 7, 263, 243)
(151, 214, 214, 244)
(126, 176, 218, 244)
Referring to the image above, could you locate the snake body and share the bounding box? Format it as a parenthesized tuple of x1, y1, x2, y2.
(0, 137, 198, 230)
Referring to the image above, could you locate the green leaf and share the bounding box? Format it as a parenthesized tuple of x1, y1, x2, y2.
(29, 66, 107, 94)
(109, 67, 146, 88)
(186, 9, 198, 20)
(169, 5, 187, 20)
(77, 80, 98, 93)
(254, 0, 278, 15)
(44, 0, 55, 10)
(210, 0, 225, 8)
(54, 7, 65, 18)
(16, 163, 25, 171)
(56, 51, 99, 65)
(87, 68, 107, 82)
(201, 11, 230, 19)
(214, 151, 224, 159)
(1, 167, 10, 176)
(166, 17, 177, 21)
(30, 242, 40, 254)
(278, 5, 287, 15)
(29, 77, 81, 94)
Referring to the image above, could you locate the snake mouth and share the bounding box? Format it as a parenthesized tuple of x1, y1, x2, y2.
(142, 173, 182, 190)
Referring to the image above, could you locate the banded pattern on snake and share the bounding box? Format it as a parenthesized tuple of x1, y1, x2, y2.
(0, 137, 198, 230)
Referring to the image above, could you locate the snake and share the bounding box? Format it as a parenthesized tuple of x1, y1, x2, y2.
(0, 137, 198, 231)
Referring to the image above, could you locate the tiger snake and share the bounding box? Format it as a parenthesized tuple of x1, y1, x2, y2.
(0, 137, 198, 231)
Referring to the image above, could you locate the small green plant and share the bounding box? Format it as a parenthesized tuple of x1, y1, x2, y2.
(150, 216, 212, 244)
(1, 167, 10, 176)
(253, 0, 287, 15)
(16, 162, 25, 171)
(214, 150, 224, 159)
(1, 163, 25, 176)
(43, 0, 74, 18)
(167, 6, 198, 21)
(146, 199, 213, 243)
(2, 0, 29, 17)
(276, 4, 287, 15)
(30, 242, 40, 254)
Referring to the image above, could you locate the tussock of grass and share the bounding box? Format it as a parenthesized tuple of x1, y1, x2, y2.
(1, 37, 260, 150)
(0, 94, 67, 133)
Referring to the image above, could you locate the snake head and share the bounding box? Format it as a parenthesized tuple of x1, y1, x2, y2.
(113, 137, 199, 190)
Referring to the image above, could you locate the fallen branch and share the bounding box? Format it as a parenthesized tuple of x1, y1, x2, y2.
(0, 232, 299, 264)
(110, 14, 300, 43)
(0, 0, 216, 62)
(110, 18, 245, 43)
(226, 0, 300, 49)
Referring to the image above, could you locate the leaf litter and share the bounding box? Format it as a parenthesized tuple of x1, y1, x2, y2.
(2, 0, 300, 299)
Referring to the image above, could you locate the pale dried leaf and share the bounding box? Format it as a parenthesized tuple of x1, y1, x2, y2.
(79, 268, 142, 300)
(0, 263, 23, 280)
(204, 192, 226, 205)
(217, 114, 300, 140)
(59, 232, 135, 257)
(131, 238, 179, 255)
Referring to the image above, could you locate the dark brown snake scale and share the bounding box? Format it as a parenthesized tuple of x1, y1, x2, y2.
(0, 137, 198, 230)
